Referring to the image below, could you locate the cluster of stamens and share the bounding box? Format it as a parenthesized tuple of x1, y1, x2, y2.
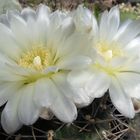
(96, 41, 124, 62)
(18, 46, 51, 71)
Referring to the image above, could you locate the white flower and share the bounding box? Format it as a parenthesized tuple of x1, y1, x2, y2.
(0, 5, 91, 133)
(68, 6, 140, 118)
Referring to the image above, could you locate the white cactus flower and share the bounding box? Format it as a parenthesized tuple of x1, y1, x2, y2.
(68, 5, 140, 118)
(0, 5, 92, 133)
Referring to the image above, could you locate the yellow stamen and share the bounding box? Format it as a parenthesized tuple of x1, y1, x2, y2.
(93, 41, 125, 76)
(18, 47, 51, 70)
(96, 41, 124, 62)
(33, 56, 42, 66)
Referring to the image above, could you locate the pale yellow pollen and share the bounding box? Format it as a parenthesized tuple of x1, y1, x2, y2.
(33, 56, 42, 66)
(94, 41, 125, 76)
(96, 41, 124, 62)
(18, 47, 52, 70)
(103, 50, 113, 61)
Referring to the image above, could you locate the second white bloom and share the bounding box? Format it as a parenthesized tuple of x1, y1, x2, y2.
(68, 5, 140, 118)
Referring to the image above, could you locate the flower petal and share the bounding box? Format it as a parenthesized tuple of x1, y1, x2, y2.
(8, 13, 31, 49)
(72, 5, 98, 34)
(58, 55, 91, 70)
(124, 36, 140, 56)
(59, 17, 75, 39)
(49, 10, 66, 29)
(107, 6, 120, 40)
(109, 78, 135, 118)
(85, 70, 110, 98)
(51, 94, 77, 123)
(0, 14, 9, 27)
(0, 82, 19, 106)
(117, 72, 140, 99)
(57, 32, 92, 57)
(53, 72, 91, 107)
(36, 4, 50, 21)
(34, 78, 56, 107)
(18, 84, 40, 125)
(99, 10, 108, 40)
(114, 20, 140, 45)
(1, 93, 22, 134)
(21, 7, 36, 21)
(35, 4, 50, 41)
(35, 77, 77, 123)
(68, 69, 110, 104)
(0, 23, 22, 59)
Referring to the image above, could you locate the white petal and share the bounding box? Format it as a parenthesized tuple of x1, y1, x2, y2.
(124, 59, 140, 72)
(85, 70, 110, 98)
(18, 84, 40, 125)
(68, 69, 94, 88)
(58, 55, 91, 70)
(0, 63, 33, 82)
(0, 52, 15, 64)
(91, 15, 98, 39)
(107, 6, 120, 40)
(35, 77, 77, 123)
(57, 32, 92, 57)
(7, 10, 20, 21)
(99, 10, 108, 40)
(114, 20, 140, 45)
(124, 36, 140, 56)
(36, 4, 50, 40)
(117, 72, 140, 99)
(75, 5, 93, 25)
(1, 93, 22, 134)
(71, 88, 92, 107)
(109, 57, 128, 68)
(36, 4, 50, 20)
(0, 23, 22, 59)
(50, 10, 67, 29)
(51, 94, 77, 123)
(0, 71, 23, 82)
(21, 7, 36, 21)
(68, 69, 110, 105)
(49, 79, 77, 123)
(9, 13, 31, 49)
(34, 78, 57, 107)
(113, 19, 131, 40)
(0, 14, 9, 27)
(109, 78, 135, 118)
(0, 83, 19, 106)
(59, 17, 75, 39)
(21, 8, 38, 42)
(53, 72, 91, 107)
(2, 63, 37, 77)
(73, 5, 98, 34)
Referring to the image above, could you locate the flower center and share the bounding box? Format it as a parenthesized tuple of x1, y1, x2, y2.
(93, 41, 125, 76)
(18, 47, 51, 70)
(96, 41, 124, 62)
